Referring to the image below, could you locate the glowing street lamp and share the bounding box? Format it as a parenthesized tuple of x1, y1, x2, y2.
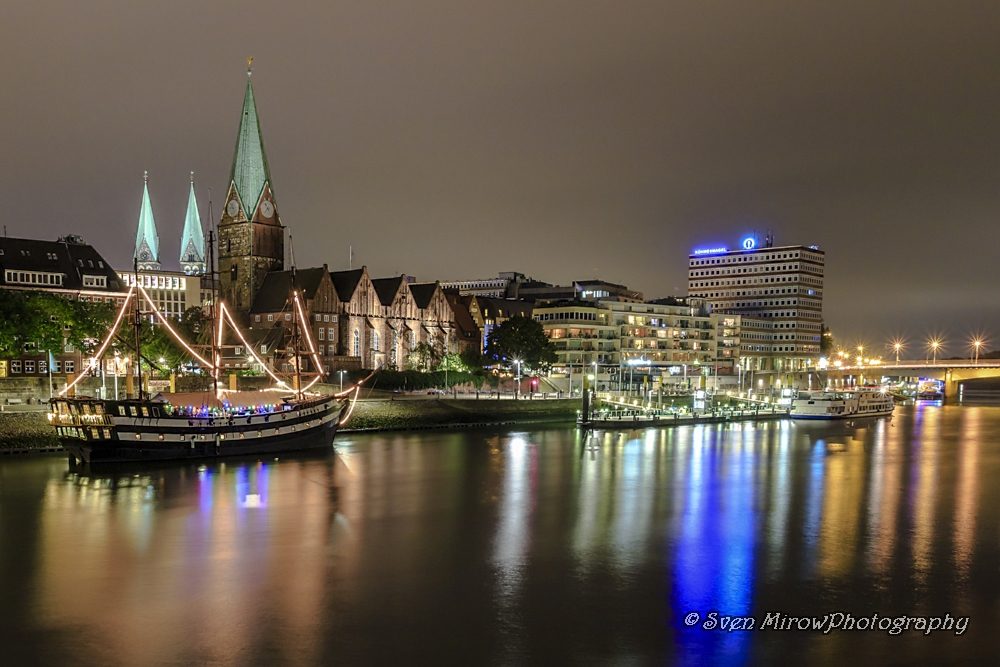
(892, 341, 903, 365)
(972, 338, 984, 365)
(929, 339, 941, 364)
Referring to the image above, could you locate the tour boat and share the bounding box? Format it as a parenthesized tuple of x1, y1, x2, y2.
(790, 388, 895, 420)
(52, 391, 347, 464)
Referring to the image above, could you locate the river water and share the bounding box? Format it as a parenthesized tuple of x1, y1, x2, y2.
(1, 403, 998, 666)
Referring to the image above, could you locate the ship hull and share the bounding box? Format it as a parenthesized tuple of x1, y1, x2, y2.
(63, 419, 338, 463)
(55, 394, 345, 464)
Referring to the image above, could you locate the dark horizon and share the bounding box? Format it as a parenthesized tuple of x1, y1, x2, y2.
(2, 2, 999, 357)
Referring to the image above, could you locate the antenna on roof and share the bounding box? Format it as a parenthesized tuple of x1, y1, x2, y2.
(247, 56, 254, 74)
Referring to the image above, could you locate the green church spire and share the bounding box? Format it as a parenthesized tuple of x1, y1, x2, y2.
(134, 171, 160, 270)
(229, 72, 272, 214)
(180, 172, 206, 275)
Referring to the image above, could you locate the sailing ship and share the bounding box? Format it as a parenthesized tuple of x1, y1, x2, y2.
(51, 237, 359, 464)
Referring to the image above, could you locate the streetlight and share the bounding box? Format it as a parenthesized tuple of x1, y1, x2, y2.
(514, 358, 521, 399)
(930, 339, 940, 364)
(891, 340, 903, 365)
(972, 338, 984, 365)
(337, 369, 346, 393)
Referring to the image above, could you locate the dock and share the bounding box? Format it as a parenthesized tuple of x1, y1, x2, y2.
(580, 405, 790, 429)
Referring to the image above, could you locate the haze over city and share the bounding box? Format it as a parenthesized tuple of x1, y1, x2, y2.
(2, 1, 999, 353)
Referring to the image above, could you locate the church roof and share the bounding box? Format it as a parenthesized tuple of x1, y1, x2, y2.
(371, 276, 405, 307)
(179, 174, 204, 264)
(408, 282, 440, 309)
(330, 268, 365, 302)
(134, 173, 159, 262)
(229, 74, 272, 213)
(248, 267, 328, 314)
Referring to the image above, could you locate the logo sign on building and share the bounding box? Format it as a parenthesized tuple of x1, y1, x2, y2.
(742, 237, 756, 250)
(693, 246, 728, 256)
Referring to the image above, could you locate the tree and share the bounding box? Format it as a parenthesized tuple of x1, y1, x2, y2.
(485, 315, 557, 372)
(820, 322, 834, 354)
(405, 342, 439, 372)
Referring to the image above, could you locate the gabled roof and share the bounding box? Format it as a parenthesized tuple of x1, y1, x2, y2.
(473, 297, 534, 320)
(371, 276, 405, 307)
(230, 74, 272, 213)
(248, 267, 328, 314)
(330, 268, 365, 302)
(445, 293, 480, 338)
(408, 282, 440, 309)
(0, 236, 124, 292)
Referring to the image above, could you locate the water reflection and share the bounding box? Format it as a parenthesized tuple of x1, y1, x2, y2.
(0, 405, 997, 665)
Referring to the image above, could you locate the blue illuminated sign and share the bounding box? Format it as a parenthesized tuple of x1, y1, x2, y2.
(693, 247, 728, 256)
(742, 237, 756, 250)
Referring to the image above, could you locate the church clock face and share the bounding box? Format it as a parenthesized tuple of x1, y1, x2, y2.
(260, 200, 274, 218)
(227, 199, 240, 218)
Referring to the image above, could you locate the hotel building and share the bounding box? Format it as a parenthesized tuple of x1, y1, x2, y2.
(687, 237, 824, 375)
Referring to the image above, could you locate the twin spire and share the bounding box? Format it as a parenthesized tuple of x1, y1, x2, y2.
(133, 65, 274, 276)
(133, 171, 206, 275)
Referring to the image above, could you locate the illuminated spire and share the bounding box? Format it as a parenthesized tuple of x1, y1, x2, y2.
(229, 71, 272, 215)
(134, 171, 160, 270)
(180, 172, 206, 275)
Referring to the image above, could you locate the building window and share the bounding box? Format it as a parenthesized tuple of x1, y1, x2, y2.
(82, 275, 106, 288)
(323, 314, 329, 322)
(255, 315, 261, 322)
(353, 329, 360, 357)
(285, 313, 291, 321)
(25, 360, 35, 373)
(315, 314, 321, 321)
(11, 360, 21, 373)
(53, 361, 62, 373)
(318, 344, 325, 356)
(235, 346, 243, 355)
(65, 361, 74, 373)
(39, 361, 47, 374)
(372, 331, 380, 351)
(268, 314, 274, 322)
(318, 328, 325, 340)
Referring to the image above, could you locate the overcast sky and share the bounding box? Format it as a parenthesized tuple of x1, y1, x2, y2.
(2, 1, 999, 357)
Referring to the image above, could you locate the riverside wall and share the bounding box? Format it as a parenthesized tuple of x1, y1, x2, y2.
(1, 398, 582, 452)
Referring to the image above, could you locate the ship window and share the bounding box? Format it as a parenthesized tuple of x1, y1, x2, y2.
(118, 406, 126, 416)
(141, 407, 149, 417)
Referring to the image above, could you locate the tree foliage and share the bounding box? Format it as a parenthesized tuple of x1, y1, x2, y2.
(820, 322, 834, 354)
(485, 315, 557, 372)
(0, 291, 115, 359)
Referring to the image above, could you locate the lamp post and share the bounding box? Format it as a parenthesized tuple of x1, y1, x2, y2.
(931, 340, 940, 364)
(338, 369, 346, 393)
(516, 359, 521, 399)
(973, 339, 983, 365)
(893, 342, 901, 365)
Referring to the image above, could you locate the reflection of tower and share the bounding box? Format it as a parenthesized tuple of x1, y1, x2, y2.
(218, 70, 284, 312)
(134, 171, 160, 271)
(180, 172, 206, 275)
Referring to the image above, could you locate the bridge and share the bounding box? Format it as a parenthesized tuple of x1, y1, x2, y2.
(826, 360, 1000, 397)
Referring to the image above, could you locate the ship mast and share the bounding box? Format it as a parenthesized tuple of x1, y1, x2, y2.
(132, 256, 144, 401)
(289, 234, 303, 400)
(207, 225, 218, 397)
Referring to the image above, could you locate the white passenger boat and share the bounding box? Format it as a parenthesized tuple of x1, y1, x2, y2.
(790, 388, 895, 420)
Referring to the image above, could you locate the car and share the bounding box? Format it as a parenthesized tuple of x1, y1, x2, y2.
(426, 389, 444, 395)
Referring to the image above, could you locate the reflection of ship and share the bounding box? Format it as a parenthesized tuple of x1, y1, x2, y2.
(790, 388, 895, 420)
(916, 380, 944, 400)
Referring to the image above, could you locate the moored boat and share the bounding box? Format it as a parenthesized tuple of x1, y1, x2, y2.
(790, 388, 894, 420)
(52, 390, 348, 464)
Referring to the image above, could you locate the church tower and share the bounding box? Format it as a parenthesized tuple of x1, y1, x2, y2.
(218, 70, 284, 312)
(180, 172, 206, 275)
(134, 171, 160, 270)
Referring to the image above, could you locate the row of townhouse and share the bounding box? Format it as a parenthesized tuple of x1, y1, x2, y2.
(245, 266, 456, 372)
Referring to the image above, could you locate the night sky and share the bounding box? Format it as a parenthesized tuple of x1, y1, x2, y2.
(2, 2, 999, 357)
